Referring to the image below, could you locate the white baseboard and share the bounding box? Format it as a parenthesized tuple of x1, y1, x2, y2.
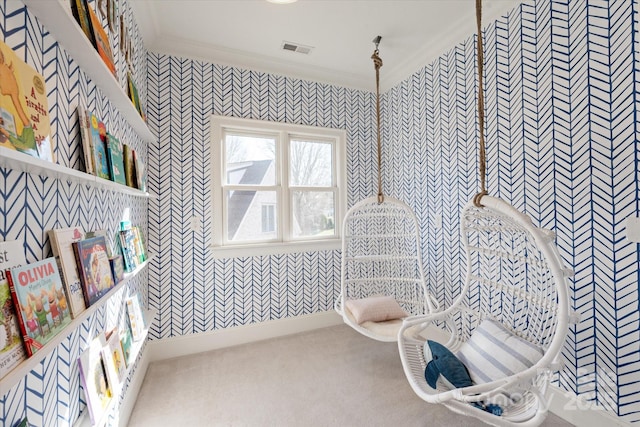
(547, 384, 632, 427)
(148, 310, 343, 362)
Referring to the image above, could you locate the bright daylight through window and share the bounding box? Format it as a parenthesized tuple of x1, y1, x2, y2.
(211, 116, 346, 256)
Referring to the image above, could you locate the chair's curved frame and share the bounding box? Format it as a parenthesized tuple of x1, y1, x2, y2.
(335, 196, 438, 342)
(398, 196, 572, 426)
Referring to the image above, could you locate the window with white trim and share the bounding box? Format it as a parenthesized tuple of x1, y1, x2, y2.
(211, 115, 346, 256)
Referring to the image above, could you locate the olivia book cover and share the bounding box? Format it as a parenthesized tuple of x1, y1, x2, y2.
(5, 257, 72, 357)
(0, 39, 54, 162)
(0, 241, 27, 378)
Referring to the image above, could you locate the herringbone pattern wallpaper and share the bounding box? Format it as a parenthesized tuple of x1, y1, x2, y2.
(146, 0, 640, 422)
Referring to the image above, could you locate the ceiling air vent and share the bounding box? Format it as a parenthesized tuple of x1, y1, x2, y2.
(281, 41, 313, 55)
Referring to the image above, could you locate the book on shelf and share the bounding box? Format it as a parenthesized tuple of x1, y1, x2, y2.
(5, 257, 73, 357)
(109, 255, 124, 285)
(87, 111, 110, 180)
(133, 149, 147, 192)
(118, 228, 138, 272)
(87, 1, 116, 78)
(0, 39, 54, 162)
(131, 226, 147, 264)
(77, 104, 94, 174)
(70, 0, 97, 49)
(102, 328, 126, 393)
(48, 227, 87, 318)
(125, 295, 145, 341)
(72, 236, 116, 307)
(127, 73, 142, 117)
(106, 133, 126, 185)
(122, 143, 136, 188)
(78, 334, 112, 426)
(120, 322, 132, 367)
(0, 241, 27, 378)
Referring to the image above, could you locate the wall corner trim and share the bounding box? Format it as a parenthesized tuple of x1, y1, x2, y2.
(148, 311, 343, 362)
(547, 384, 632, 427)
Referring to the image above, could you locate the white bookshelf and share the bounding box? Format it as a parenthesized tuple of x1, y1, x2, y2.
(21, 0, 154, 143)
(0, 255, 155, 396)
(0, 146, 155, 198)
(74, 309, 157, 427)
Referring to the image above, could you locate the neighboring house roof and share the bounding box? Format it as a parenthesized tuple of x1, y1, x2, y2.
(227, 159, 272, 239)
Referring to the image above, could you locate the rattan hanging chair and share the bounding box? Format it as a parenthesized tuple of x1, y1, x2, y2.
(334, 37, 438, 342)
(396, 2, 575, 425)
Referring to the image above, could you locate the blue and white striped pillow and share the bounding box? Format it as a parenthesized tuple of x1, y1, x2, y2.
(457, 319, 544, 386)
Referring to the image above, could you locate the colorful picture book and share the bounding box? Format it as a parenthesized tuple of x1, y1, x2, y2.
(0, 39, 53, 162)
(102, 328, 126, 393)
(77, 104, 94, 174)
(48, 227, 87, 318)
(71, 0, 96, 49)
(87, 2, 116, 78)
(0, 241, 27, 378)
(106, 133, 126, 185)
(78, 334, 112, 426)
(120, 324, 132, 367)
(87, 111, 110, 180)
(118, 228, 138, 272)
(5, 257, 72, 356)
(72, 236, 116, 307)
(125, 295, 145, 341)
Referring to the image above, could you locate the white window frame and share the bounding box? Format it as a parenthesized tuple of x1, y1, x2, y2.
(210, 115, 346, 258)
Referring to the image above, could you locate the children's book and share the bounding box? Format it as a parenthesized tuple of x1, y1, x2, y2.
(125, 295, 145, 341)
(118, 229, 138, 272)
(77, 104, 94, 174)
(109, 255, 124, 285)
(131, 227, 146, 264)
(78, 334, 112, 426)
(122, 144, 135, 188)
(48, 227, 87, 318)
(88, 111, 110, 180)
(102, 328, 126, 393)
(87, 2, 116, 78)
(5, 257, 72, 356)
(0, 241, 26, 378)
(71, 0, 96, 49)
(0, 40, 54, 162)
(106, 133, 126, 185)
(72, 236, 116, 307)
(120, 324, 132, 367)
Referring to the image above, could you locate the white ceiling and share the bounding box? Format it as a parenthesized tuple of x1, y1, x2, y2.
(131, 0, 524, 92)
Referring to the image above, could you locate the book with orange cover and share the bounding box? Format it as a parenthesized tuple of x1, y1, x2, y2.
(0, 39, 54, 162)
(87, 3, 116, 78)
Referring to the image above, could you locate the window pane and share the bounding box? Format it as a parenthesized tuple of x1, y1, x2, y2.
(289, 139, 332, 186)
(291, 191, 335, 238)
(225, 134, 275, 185)
(227, 190, 277, 241)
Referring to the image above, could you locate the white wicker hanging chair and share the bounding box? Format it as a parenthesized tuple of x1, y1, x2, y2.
(397, 195, 573, 426)
(335, 37, 437, 342)
(396, 2, 574, 425)
(335, 195, 437, 342)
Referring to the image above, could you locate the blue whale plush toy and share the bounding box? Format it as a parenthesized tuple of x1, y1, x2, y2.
(423, 340, 502, 416)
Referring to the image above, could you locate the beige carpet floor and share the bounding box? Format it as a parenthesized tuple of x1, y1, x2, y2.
(128, 324, 574, 427)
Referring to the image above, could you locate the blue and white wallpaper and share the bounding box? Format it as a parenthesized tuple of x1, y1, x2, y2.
(146, 0, 640, 423)
(1, 0, 640, 424)
(0, 0, 149, 426)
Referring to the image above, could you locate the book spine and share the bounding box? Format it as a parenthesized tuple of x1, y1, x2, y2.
(5, 270, 33, 357)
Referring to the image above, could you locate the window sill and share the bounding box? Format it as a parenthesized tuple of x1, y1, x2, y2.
(209, 239, 342, 259)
